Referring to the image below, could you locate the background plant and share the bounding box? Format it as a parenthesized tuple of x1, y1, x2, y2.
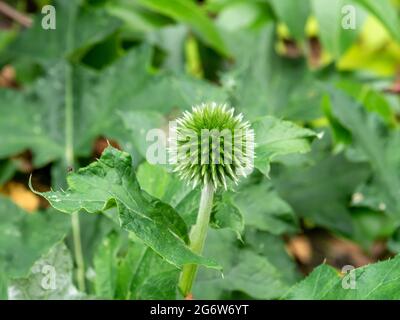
(0, 0, 400, 300)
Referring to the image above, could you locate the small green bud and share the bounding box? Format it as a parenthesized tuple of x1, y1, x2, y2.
(170, 102, 255, 189)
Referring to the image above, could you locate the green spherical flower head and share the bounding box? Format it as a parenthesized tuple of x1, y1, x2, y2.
(170, 102, 255, 189)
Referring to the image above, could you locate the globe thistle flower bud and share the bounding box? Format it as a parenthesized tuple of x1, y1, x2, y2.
(169, 102, 255, 189)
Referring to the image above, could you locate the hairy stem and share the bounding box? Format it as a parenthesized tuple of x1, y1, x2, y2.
(64, 5, 85, 292)
(65, 62, 85, 292)
(178, 182, 214, 297)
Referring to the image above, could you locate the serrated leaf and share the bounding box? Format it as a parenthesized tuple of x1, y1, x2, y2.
(284, 264, 339, 300)
(8, 243, 83, 300)
(253, 116, 318, 176)
(34, 146, 219, 270)
(0, 196, 69, 279)
(285, 254, 400, 299)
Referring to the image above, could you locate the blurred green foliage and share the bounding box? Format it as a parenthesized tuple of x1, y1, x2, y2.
(0, 0, 400, 300)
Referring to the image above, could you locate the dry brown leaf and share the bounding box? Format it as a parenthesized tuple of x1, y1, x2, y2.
(283, 39, 302, 58)
(286, 235, 312, 264)
(308, 36, 322, 68)
(0, 65, 16, 88)
(327, 237, 372, 267)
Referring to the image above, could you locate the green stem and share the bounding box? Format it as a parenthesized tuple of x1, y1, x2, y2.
(65, 62, 85, 292)
(179, 182, 214, 297)
(71, 212, 85, 292)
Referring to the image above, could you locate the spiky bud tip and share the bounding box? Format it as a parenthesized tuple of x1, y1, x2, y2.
(169, 102, 255, 189)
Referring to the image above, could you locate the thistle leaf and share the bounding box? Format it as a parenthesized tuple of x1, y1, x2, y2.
(32, 146, 220, 270)
(284, 254, 400, 299)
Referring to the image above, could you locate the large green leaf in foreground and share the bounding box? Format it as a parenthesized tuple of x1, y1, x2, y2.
(285, 254, 400, 299)
(33, 146, 219, 270)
